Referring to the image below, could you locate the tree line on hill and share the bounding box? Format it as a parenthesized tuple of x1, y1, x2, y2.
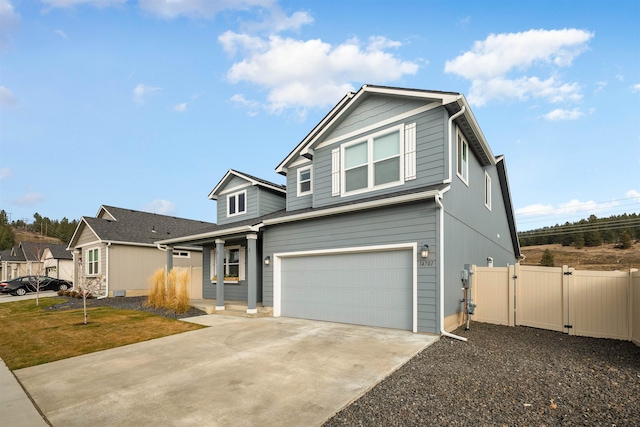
(518, 213, 639, 249)
(0, 210, 79, 251)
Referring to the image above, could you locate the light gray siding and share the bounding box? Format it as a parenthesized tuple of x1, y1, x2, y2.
(285, 165, 313, 211)
(324, 95, 426, 141)
(311, 106, 447, 209)
(256, 187, 286, 216)
(441, 127, 518, 317)
(262, 201, 439, 333)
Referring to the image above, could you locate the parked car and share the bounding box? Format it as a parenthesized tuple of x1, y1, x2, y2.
(0, 276, 72, 296)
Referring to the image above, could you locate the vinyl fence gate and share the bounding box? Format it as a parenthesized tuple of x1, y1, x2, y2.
(470, 264, 638, 342)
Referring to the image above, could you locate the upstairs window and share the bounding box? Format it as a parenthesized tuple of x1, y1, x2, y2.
(227, 190, 246, 217)
(297, 166, 312, 196)
(342, 125, 403, 195)
(457, 130, 469, 185)
(484, 172, 492, 210)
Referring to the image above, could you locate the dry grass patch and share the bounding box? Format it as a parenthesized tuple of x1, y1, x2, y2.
(521, 243, 639, 270)
(0, 298, 205, 370)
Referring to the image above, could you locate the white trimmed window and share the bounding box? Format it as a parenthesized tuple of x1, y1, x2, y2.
(297, 166, 312, 196)
(210, 246, 246, 283)
(342, 124, 404, 195)
(484, 171, 492, 210)
(86, 247, 100, 275)
(172, 250, 190, 258)
(457, 129, 469, 185)
(227, 190, 247, 217)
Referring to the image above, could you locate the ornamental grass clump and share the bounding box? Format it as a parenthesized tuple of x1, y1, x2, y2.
(146, 268, 191, 314)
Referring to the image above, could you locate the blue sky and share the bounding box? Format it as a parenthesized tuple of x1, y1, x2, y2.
(1, 0, 638, 233)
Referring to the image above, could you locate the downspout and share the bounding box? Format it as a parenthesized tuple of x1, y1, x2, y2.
(444, 104, 466, 184)
(436, 193, 468, 342)
(98, 242, 111, 299)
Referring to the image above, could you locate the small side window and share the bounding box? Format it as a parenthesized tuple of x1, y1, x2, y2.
(298, 167, 312, 196)
(484, 171, 492, 211)
(457, 130, 469, 185)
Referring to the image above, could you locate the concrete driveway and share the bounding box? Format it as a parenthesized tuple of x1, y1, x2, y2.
(15, 315, 437, 427)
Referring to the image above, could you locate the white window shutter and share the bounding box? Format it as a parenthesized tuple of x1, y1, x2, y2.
(405, 123, 416, 181)
(331, 148, 340, 196)
(239, 247, 246, 280)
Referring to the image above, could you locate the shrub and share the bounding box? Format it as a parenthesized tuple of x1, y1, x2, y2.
(146, 268, 190, 314)
(540, 249, 555, 267)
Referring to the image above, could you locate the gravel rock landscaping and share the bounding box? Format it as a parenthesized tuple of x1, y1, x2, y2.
(324, 322, 640, 426)
(45, 295, 207, 319)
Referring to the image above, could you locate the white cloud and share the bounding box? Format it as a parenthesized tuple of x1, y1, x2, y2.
(173, 102, 187, 112)
(54, 29, 68, 38)
(516, 198, 619, 218)
(626, 189, 640, 202)
(0, 167, 12, 180)
(0, 85, 17, 107)
(444, 29, 593, 106)
(0, 0, 20, 53)
(15, 192, 44, 206)
(132, 83, 161, 104)
(230, 94, 260, 116)
(595, 80, 607, 93)
(139, 0, 274, 19)
(41, 0, 126, 9)
(221, 33, 419, 115)
(632, 83, 640, 93)
(543, 108, 584, 121)
(143, 199, 177, 216)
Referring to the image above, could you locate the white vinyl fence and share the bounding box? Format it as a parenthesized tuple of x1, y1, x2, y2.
(471, 264, 639, 345)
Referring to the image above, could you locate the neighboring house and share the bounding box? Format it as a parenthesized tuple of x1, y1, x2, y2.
(42, 244, 74, 281)
(67, 206, 213, 297)
(157, 85, 521, 335)
(0, 241, 72, 281)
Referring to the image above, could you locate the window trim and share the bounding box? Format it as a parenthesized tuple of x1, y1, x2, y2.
(340, 124, 404, 197)
(297, 166, 313, 197)
(172, 250, 190, 258)
(210, 245, 245, 284)
(456, 129, 469, 186)
(86, 247, 100, 276)
(484, 171, 492, 211)
(227, 190, 247, 218)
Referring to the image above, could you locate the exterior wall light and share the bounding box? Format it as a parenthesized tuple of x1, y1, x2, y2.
(420, 244, 429, 259)
(264, 256, 271, 266)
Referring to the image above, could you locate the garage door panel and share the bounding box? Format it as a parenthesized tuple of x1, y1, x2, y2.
(281, 250, 413, 330)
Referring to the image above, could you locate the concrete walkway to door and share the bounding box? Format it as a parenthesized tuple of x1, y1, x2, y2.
(15, 316, 437, 427)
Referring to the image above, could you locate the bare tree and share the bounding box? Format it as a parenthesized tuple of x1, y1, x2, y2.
(23, 242, 46, 306)
(77, 275, 103, 325)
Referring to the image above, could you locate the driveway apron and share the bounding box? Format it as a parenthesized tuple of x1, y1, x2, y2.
(15, 316, 437, 427)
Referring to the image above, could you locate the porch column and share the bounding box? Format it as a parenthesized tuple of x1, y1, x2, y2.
(246, 234, 258, 314)
(166, 246, 174, 273)
(215, 239, 225, 311)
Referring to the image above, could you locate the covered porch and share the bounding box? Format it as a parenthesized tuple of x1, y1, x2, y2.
(159, 224, 266, 316)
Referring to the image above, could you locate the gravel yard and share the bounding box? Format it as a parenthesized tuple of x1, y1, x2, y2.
(324, 322, 640, 426)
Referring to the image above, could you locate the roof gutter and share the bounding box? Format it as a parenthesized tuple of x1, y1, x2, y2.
(155, 224, 261, 246)
(435, 192, 467, 342)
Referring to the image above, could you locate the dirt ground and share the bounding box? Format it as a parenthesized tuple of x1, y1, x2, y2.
(520, 243, 639, 271)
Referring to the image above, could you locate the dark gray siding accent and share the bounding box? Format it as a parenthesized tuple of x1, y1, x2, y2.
(324, 95, 426, 141)
(262, 201, 439, 333)
(257, 188, 286, 217)
(285, 165, 313, 211)
(441, 136, 518, 317)
(311, 107, 446, 209)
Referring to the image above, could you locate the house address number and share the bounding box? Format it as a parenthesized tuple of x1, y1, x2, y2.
(419, 260, 435, 267)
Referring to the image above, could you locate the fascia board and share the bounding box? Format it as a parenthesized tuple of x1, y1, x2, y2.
(263, 189, 443, 226)
(208, 169, 234, 200)
(155, 224, 257, 246)
(275, 92, 355, 174)
(67, 218, 100, 250)
(209, 170, 286, 200)
(458, 96, 496, 165)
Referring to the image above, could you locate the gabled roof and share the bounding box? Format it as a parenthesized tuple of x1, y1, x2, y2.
(0, 242, 71, 262)
(68, 205, 215, 248)
(208, 169, 286, 200)
(44, 243, 73, 260)
(276, 84, 495, 175)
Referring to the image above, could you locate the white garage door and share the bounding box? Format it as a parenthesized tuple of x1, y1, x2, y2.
(280, 250, 413, 330)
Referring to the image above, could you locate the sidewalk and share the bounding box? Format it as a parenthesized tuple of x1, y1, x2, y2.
(0, 292, 56, 426)
(0, 357, 49, 426)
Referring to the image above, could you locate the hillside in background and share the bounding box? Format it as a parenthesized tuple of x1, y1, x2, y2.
(520, 243, 638, 271)
(13, 229, 65, 246)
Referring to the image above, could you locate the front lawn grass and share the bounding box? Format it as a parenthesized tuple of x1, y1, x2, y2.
(0, 298, 206, 370)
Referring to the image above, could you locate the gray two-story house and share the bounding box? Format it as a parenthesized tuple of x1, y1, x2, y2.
(158, 85, 520, 335)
